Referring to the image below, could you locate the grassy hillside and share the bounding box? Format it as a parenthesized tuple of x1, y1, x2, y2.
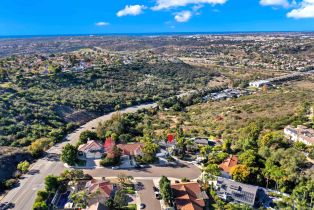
(146, 78, 314, 139)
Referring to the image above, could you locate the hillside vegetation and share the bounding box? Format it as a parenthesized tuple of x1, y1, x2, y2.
(0, 61, 218, 147)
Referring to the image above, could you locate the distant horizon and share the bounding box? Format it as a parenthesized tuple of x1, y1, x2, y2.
(1, 30, 314, 39)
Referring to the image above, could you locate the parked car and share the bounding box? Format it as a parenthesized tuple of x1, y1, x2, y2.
(111, 166, 119, 170)
(155, 192, 161, 199)
(0, 202, 15, 210)
(153, 186, 159, 192)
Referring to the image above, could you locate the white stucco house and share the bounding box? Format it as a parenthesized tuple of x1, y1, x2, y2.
(284, 125, 314, 146)
(78, 140, 104, 159)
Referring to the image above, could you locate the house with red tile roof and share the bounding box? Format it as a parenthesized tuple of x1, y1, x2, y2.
(78, 140, 104, 159)
(117, 143, 144, 156)
(171, 182, 209, 210)
(219, 155, 238, 178)
(85, 179, 117, 205)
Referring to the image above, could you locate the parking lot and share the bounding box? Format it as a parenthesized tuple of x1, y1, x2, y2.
(136, 179, 161, 210)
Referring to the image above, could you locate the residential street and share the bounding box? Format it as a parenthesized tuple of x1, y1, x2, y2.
(84, 162, 201, 180)
(136, 180, 162, 210)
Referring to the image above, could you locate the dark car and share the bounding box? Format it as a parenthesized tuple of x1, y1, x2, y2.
(153, 186, 159, 192)
(0, 202, 15, 210)
(155, 193, 161, 199)
(140, 203, 146, 209)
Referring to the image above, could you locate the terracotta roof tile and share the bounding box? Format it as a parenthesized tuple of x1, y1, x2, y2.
(117, 143, 144, 156)
(219, 155, 238, 173)
(171, 182, 207, 210)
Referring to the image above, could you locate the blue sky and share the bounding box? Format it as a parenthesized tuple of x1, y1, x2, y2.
(0, 0, 314, 35)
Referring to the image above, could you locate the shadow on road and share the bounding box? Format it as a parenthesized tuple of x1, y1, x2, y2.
(28, 169, 40, 175)
(44, 153, 60, 162)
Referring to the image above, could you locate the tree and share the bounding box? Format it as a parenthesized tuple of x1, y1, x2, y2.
(44, 175, 59, 192)
(207, 152, 228, 164)
(117, 174, 134, 187)
(100, 145, 121, 167)
(159, 176, 172, 205)
(258, 131, 284, 149)
(140, 140, 159, 163)
(200, 145, 212, 157)
(78, 130, 98, 145)
(105, 198, 116, 209)
(230, 165, 250, 183)
(61, 144, 77, 166)
(69, 191, 88, 208)
(60, 169, 85, 181)
(203, 164, 221, 180)
(238, 122, 261, 151)
(114, 190, 128, 208)
(28, 138, 52, 157)
(176, 137, 188, 156)
(32, 201, 48, 210)
(263, 148, 307, 191)
(263, 159, 285, 190)
(4, 179, 18, 189)
(294, 141, 306, 151)
(309, 149, 314, 159)
(292, 180, 314, 209)
(222, 139, 232, 153)
(96, 121, 106, 139)
(35, 190, 49, 202)
(17, 160, 30, 173)
(238, 150, 257, 167)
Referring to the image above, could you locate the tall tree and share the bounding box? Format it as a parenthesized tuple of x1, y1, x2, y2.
(230, 165, 250, 183)
(44, 175, 59, 192)
(61, 144, 77, 166)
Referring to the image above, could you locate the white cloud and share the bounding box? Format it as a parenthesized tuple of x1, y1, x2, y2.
(260, 0, 290, 7)
(95, 22, 109, 26)
(117, 5, 147, 17)
(287, 0, 314, 18)
(174, 10, 192, 22)
(152, 0, 227, 10)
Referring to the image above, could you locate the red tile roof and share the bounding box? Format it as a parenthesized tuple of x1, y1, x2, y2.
(117, 143, 144, 156)
(219, 155, 238, 174)
(87, 179, 114, 198)
(171, 182, 207, 210)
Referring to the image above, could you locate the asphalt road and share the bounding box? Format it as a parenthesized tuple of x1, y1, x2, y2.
(84, 162, 201, 180)
(136, 180, 161, 210)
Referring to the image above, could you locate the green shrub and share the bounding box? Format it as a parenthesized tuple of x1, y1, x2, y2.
(4, 179, 18, 189)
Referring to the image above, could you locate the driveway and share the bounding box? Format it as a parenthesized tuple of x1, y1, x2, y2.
(84, 161, 201, 180)
(136, 180, 161, 210)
